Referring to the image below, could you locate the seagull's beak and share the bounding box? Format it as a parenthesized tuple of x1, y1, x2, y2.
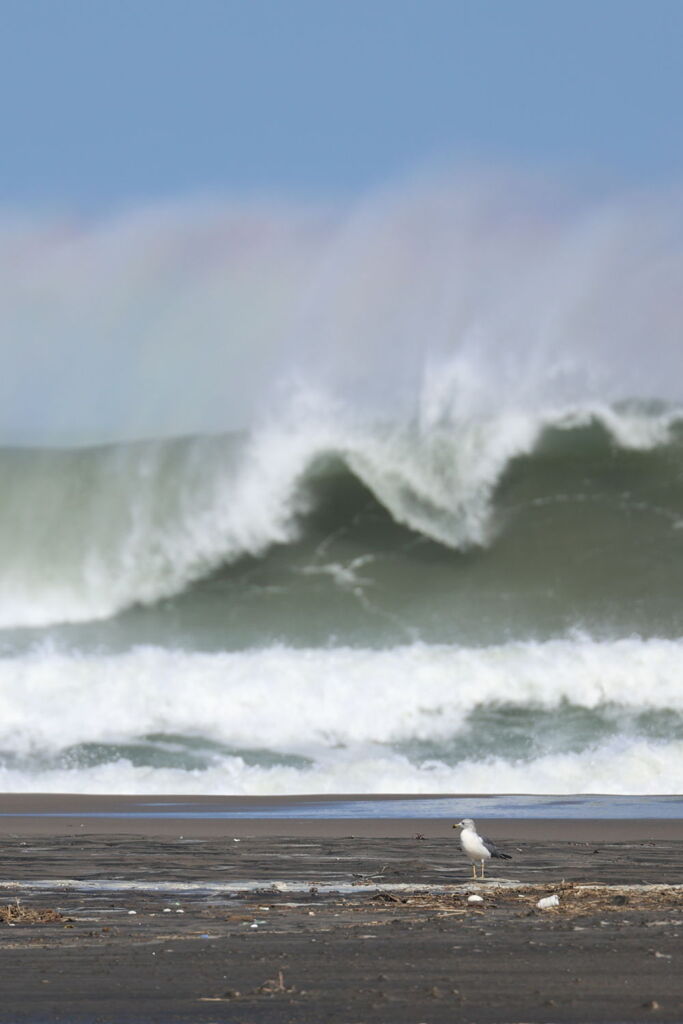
(452, 821, 463, 829)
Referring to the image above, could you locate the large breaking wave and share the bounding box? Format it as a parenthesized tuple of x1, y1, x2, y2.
(2, 173, 682, 631)
(2, 172, 683, 796)
(1, 403, 682, 630)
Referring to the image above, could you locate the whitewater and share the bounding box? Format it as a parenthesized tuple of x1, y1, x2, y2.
(1, 172, 682, 796)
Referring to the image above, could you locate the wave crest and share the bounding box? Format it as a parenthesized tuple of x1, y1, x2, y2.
(0, 400, 681, 629)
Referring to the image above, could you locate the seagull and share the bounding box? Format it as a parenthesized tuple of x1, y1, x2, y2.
(453, 818, 512, 879)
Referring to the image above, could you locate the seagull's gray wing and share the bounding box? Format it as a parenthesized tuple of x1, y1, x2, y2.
(480, 834, 512, 860)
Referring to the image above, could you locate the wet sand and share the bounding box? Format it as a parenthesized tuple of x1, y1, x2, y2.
(1, 795, 683, 1022)
(3, 792, 683, 840)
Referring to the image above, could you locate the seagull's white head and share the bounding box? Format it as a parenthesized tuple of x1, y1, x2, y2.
(453, 818, 476, 831)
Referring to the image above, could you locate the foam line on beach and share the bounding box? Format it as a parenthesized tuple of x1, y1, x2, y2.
(0, 878, 508, 896)
(2, 793, 683, 819)
(2, 878, 683, 897)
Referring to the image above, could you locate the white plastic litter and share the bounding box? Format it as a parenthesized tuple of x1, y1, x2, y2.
(536, 894, 560, 909)
(467, 894, 484, 903)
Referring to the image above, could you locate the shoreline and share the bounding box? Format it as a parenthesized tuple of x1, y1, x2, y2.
(2, 792, 683, 840)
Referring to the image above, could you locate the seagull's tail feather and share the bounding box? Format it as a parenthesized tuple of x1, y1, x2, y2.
(493, 851, 512, 860)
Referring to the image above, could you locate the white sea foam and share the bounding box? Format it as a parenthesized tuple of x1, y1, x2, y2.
(1, 637, 683, 794)
(2, 636, 683, 753)
(0, 737, 681, 797)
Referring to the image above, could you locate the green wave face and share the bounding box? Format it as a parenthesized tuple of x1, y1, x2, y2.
(2, 413, 683, 652)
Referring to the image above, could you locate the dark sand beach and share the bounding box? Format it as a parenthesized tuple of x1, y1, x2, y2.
(2, 795, 683, 1023)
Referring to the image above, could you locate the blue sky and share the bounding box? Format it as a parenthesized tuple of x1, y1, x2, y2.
(1, 0, 682, 206)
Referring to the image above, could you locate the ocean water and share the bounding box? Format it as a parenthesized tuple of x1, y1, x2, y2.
(1, 174, 683, 796)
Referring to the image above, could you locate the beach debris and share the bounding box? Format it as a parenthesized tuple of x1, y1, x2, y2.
(536, 895, 560, 909)
(0, 905, 64, 925)
(467, 894, 484, 904)
(642, 1001, 661, 1010)
(199, 990, 240, 1001)
(361, 884, 683, 920)
(256, 969, 295, 995)
(372, 891, 403, 904)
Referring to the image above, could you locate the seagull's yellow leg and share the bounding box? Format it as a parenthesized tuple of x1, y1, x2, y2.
(480, 861, 485, 879)
(471, 862, 476, 879)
